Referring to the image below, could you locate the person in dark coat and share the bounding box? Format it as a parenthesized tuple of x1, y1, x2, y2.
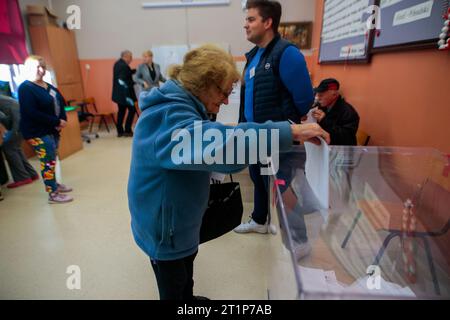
(0, 94, 39, 188)
(112, 50, 137, 137)
(312, 78, 360, 146)
(0, 123, 8, 200)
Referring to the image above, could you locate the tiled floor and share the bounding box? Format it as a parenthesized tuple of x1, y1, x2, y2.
(0, 131, 271, 300)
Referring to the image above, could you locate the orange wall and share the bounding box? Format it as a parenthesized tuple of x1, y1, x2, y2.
(309, 0, 450, 153)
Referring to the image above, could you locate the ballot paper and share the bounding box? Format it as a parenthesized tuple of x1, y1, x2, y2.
(324, 270, 347, 294)
(298, 266, 346, 294)
(297, 266, 415, 298)
(346, 276, 416, 298)
(302, 108, 317, 124)
(304, 137, 330, 221)
(298, 266, 329, 293)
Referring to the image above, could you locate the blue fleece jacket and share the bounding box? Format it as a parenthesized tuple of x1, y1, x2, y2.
(128, 80, 293, 261)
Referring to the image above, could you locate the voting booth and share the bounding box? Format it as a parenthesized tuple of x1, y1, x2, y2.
(267, 145, 450, 299)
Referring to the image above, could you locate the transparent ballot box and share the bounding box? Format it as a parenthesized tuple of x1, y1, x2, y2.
(267, 146, 450, 299)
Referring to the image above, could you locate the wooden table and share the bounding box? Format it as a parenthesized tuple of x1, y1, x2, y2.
(58, 107, 83, 160)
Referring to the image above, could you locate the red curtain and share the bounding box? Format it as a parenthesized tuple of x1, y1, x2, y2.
(0, 0, 28, 65)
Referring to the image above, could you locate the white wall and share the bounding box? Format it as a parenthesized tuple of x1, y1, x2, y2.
(50, 0, 315, 59)
(282, 0, 315, 22)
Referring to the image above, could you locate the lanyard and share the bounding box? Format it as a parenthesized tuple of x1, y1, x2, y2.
(49, 88, 61, 117)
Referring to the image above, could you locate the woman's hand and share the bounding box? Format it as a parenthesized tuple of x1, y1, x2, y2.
(56, 119, 67, 131)
(291, 123, 330, 145)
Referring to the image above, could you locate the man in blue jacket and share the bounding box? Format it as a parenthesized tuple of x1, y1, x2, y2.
(234, 0, 315, 248)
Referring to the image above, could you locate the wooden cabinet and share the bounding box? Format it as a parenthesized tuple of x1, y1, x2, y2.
(58, 109, 83, 160)
(28, 25, 84, 102)
(58, 83, 84, 101)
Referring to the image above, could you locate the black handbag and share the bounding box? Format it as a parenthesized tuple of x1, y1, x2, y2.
(199, 175, 244, 244)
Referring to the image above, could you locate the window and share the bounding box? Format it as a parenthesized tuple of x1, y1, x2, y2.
(0, 64, 54, 99)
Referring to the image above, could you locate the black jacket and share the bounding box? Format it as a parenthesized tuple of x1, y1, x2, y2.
(112, 58, 137, 106)
(0, 94, 20, 133)
(318, 96, 359, 146)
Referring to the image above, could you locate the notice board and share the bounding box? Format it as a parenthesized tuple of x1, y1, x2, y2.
(319, 0, 379, 63)
(373, 0, 446, 50)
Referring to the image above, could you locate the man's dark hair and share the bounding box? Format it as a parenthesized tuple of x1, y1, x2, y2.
(246, 0, 282, 34)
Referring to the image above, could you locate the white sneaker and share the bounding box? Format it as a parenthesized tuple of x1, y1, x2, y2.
(293, 241, 312, 261)
(234, 218, 268, 234)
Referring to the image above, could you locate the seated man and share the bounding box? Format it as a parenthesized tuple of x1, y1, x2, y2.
(0, 94, 39, 188)
(0, 122, 7, 200)
(312, 78, 359, 145)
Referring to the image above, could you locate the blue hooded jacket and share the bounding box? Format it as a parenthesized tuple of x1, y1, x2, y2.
(128, 80, 293, 260)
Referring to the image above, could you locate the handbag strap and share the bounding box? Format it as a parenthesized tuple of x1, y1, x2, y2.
(211, 174, 234, 184)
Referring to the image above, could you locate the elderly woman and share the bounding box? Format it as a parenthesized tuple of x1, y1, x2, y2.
(18, 55, 73, 204)
(135, 50, 166, 92)
(127, 45, 329, 300)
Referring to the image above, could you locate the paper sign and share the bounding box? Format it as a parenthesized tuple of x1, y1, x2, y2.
(393, 0, 434, 27)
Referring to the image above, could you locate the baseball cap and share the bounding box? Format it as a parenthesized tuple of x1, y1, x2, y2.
(314, 78, 340, 93)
